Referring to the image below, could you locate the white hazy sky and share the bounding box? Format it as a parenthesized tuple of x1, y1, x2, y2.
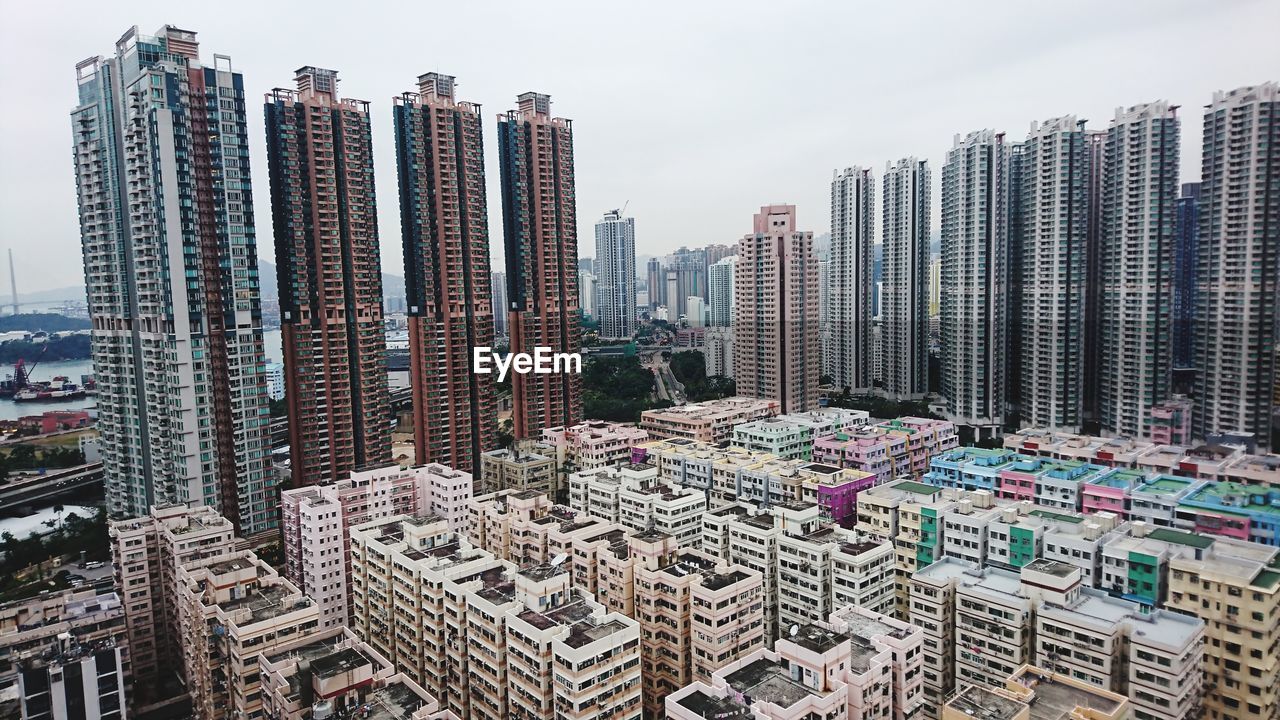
(1, 0, 1277, 294)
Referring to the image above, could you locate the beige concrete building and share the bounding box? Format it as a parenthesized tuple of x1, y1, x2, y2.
(941, 665, 1129, 720)
(569, 463, 706, 546)
(666, 610, 924, 720)
(542, 420, 649, 470)
(857, 480, 957, 615)
(280, 462, 472, 628)
(108, 504, 238, 686)
(1166, 536, 1280, 720)
(258, 627, 455, 720)
(639, 396, 779, 444)
(349, 515, 644, 719)
(478, 441, 558, 497)
(175, 552, 320, 720)
(0, 589, 128, 695)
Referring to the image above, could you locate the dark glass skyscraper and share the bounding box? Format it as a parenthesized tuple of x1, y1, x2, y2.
(265, 67, 390, 486)
(395, 73, 497, 470)
(1173, 182, 1201, 369)
(499, 92, 582, 439)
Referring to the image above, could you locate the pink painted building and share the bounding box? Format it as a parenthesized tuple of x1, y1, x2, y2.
(813, 416, 957, 486)
(280, 462, 472, 627)
(1080, 468, 1146, 518)
(996, 462, 1040, 503)
(734, 205, 820, 413)
(1149, 397, 1194, 445)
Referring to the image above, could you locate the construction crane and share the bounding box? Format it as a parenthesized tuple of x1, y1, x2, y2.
(0, 344, 47, 397)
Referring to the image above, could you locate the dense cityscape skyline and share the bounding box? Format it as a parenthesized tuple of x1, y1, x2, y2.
(4, 6, 1279, 720)
(3, 1, 1277, 294)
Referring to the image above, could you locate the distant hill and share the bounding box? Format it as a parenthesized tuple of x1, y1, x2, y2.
(0, 313, 91, 333)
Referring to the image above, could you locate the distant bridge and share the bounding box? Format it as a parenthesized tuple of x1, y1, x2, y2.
(0, 462, 104, 509)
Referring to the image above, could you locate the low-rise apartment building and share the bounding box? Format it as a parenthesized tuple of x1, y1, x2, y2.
(1166, 536, 1280, 720)
(258, 627, 453, 720)
(280, 462, 472, 628)
(350, 514, 644, 720)
(17, 631, 127, 720)
(813, 417, 958, 486)
(0, 590, 128, 695)
(108, 505, 238, 688)
(639, 396, 779, 444)
(731, 409, 870, 460)
(175, 552, 320, 720)
(542, 420, 649, 471)
(666, 610, 924, 720)
(941, 666, 1129, 720)
(478, 442, 558, 497)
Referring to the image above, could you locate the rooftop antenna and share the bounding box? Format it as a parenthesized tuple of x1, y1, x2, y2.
(8, 249, 17, 316)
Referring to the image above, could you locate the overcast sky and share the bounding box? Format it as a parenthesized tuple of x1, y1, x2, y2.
(2, 0, 1277, 294)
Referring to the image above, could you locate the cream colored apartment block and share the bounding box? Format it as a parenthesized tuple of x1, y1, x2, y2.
(857, 480, 955, 616)
(666, 612, 925, 720)
(941, 665, 1129, 720)
(1166, 536, 1280, 720)
(175, 552, 320, 720)
(638, 396, 779, 444)
(542, 420, 649, 470)
(832, 537, 897, 617)
(109, 504, 238, 685)
(478, 442, 558, 497)
(257, 627, 455, 720)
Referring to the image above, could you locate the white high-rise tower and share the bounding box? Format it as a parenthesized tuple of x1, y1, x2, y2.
(594, 210, 636, 339)
(1018, 117, 1090, 431)
(941, 130, 1008, 438)
(881, 158, 930, 400)
(1098, 102, 1180, 439)
(1194, 83, 1279, 450)
(708, 255, 737, 327)
(829, 167, 875, 392)
(71, 26, 274, 533)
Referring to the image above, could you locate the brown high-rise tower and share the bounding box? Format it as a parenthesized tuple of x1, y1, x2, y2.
(266, 66, 390, 487)
(499, 92, 582, 438)
(395, 73, 497, 470)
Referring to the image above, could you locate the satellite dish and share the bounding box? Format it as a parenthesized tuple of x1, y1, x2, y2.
(789, 624, 799, 638)
(551, 553, 569, 567)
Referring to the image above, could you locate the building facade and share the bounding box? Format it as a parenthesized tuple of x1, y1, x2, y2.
(829, 167, 876, 392)
(1098, 102, 1180, 438)
(265, 66, 390, 487)
(941, 131, 1008, 437)
(595, 210, 636, 339)
(707, 255, 737, 328)
(881, 158, 931, 400)
(395, 72, 498, 471)
(72, 25, 274, 533)
(734, 205, 820, 413)
(499, 92, 583, 438)
(1017, 116, 1090, 431)
(1193, 83, 1279, 450)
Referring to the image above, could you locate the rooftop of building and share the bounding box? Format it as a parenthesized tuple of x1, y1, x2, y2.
(1027, 509, 1084, 525)
(218, 583, 311, 624)
(890, 480, 938, 496)
(1147, 527, 1214, 548)
(709, 504, 750, 518)
(838, 539, 887, 557)
(264, 631, 346, 666)
(363, 680, 431, 720)
(561, 616, 631, 649)
(723, 657, 821, 709)
(518, 563, 569, 583)
(699, 569, 754, 591)
(946, 684, 1027, 720)
(1088, 468, 1147, 489)
(310, 646, 378, 679)
(913, 557, 982, 584)
(1184, 481, 1280, 518)
(516, 596, 594, 631)
(787, 623, 847, 654)
(1023, 558, 1077, 578)
(674, 688, 755, 719)
(1012, 668, 1123, 720)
